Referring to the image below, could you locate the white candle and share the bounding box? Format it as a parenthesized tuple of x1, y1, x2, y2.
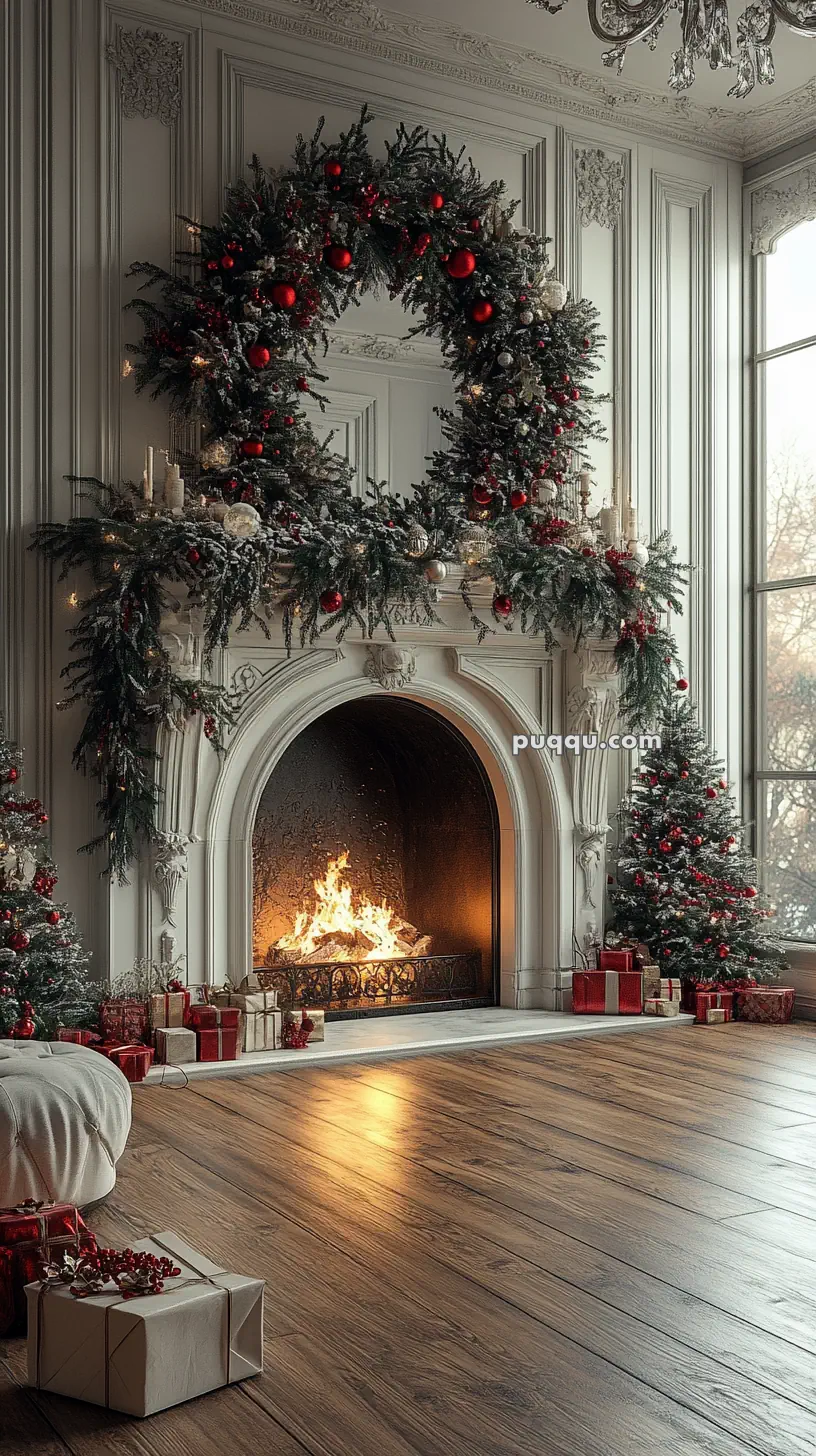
(623, 502, 637, 541)
(143, 446, 154, 502)
(163, 460, 185, 512)
(599, 503, 619, 544)
(579, 470, 591, 492)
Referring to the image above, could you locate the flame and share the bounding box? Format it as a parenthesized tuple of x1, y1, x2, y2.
(274, 851, 412, 962)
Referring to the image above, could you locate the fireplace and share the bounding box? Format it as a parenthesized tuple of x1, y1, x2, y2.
(135, 578, 624, 1018)
(251, 696, 498, 1016)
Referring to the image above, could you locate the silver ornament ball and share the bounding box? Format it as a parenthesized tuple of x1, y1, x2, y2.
(497, 351, 514, 368)
(519, 309, 534, 325)
(423, 559, 448, 584)
(199, 439, 232, 471)
(223, 503, 262, 539)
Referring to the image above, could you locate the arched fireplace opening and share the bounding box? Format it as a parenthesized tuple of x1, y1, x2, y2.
(252, 695, 498, 1018)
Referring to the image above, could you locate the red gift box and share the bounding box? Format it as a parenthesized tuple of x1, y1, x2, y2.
(56, 1027, 101, 1046)
(573, 969, 643, 1015)
(99, 996, 149, 1045)
(196, 1026, 241, 1062)
(695, 988, 734, 1024)
(735, 987, 795, 1024)
(189, 1004, 241, 1031)
(598, 949, 633, 973)
(0, 1200, 96, 1337)
(97, 1042, 155, 1082)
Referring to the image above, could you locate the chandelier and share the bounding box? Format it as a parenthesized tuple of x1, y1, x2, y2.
(526, 0, 816, 97)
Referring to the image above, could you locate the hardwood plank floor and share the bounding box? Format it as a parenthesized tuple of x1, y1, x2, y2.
(4, 1022, 816, 1454)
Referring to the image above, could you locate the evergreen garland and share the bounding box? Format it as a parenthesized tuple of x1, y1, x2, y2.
(35, 109, 685, 878)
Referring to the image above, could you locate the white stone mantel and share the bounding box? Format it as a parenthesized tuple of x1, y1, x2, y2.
(110, 572, 624, 1008)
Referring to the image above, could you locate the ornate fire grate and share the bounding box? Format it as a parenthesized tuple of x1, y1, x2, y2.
(256, 951, 483, 1012)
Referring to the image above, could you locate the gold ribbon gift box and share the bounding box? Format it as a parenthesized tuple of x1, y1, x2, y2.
(27, 1232, 263, 1417)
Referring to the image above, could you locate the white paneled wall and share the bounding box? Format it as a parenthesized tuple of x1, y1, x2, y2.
(1, 0, 743, 973)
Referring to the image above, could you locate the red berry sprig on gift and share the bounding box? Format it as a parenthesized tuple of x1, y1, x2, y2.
(52, 1247, 184, 1300)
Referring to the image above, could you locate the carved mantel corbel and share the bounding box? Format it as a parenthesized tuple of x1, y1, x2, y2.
(565, 645, 620, 952)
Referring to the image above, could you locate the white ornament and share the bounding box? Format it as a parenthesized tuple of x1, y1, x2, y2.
(498, 393, 515, 410)
(423, 559, 447, 584)
(519, 309, 534, 325)
(497, 351, 513, 368)
(223, 503, 261, 538)
(518, 422, 530, 436)
(629, 540, 650, 567)
(541, 278, 568, 311)
(405, 524, 430, 559)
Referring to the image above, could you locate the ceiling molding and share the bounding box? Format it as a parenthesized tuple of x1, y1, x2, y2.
(176, 0, 816, 161)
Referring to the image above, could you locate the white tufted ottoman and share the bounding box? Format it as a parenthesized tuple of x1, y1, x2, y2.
(0, 1041, 132, 1208)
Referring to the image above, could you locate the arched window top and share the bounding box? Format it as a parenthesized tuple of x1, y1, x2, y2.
(763, 215, 816, 354)
(750, 165, 816, 258)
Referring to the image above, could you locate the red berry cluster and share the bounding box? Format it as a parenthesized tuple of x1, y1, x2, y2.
(618, 610, 657, 647)
(530, 516, 570, 546)
(77, 1247, 183, 1299)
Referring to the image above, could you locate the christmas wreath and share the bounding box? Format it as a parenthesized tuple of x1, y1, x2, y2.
(35, 108, 684, 877)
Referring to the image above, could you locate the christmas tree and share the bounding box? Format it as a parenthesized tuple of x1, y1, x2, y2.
(609, 683, 786, 985)
(0, 720, 98, 1037)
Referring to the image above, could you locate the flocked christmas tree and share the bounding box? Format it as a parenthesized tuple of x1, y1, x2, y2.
(609, 682, 786, 985)
(0, 720, 99, 1037)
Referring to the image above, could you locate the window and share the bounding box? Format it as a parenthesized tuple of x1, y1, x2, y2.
(754, 216, 816, 940)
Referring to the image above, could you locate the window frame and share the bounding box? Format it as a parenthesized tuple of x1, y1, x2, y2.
(752, 222, 816, 943)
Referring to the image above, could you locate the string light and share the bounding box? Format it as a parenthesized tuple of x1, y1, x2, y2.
(121, 359, 133, 379)
(67, 591, 78, 609)
(191, 354, 207, 369)
(186, 223, 201, 236)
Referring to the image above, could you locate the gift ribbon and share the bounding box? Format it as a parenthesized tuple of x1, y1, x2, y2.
(34, 1240, 235, 1405)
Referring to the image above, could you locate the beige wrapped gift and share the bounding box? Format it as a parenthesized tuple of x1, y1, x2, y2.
(283, 1007, 325, 1042)
(641, 964, 662, 1000)
(230, 989, 279, 1014)
(26, 1231, 263, 1417)
(243, 1009, 282, 1052)
(155, 1026, 196, 1065)
(644, 997, 680, 1017)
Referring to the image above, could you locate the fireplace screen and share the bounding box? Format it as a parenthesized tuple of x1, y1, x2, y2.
(252, 696, 497, 1014)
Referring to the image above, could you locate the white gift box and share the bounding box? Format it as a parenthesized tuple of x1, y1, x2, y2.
(243, 1009, 282, 1052)
(27, 1231, 264, 1417)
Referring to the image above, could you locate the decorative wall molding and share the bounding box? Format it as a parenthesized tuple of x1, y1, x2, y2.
(177, 0, 816, 159)
(574, 147, 625, 230)
(327, 329, 442, 365)
(364, 645, 418, 690)
(106, 25, 184, 126)
(152, 831, 193, 925)
(750, 165, 816, 255)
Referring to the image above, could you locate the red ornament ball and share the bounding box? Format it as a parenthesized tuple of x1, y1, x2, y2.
(11, 1003, 36, 1039)
(692, 835, 703, 847)
(676, 678, 689, 691)
(326, 245, 353, 271)
(324, 159, 343, 179)
(717, 944, 730, 959)
(427, 192, 445, 211)
(705, 786, 718, 799)
(46, 910, 60, 925)
(659, 840, 673, 853)
(269, 282, 297, 309)
(469, 218, 481, 232)
(220, 255, 235, 270)
(745, 886, 757, 898)
(446, 248, 477, 279)
(186, 547, 201, 565)
(492, 594, 513, 618)
(509, 489, 528, 511)
(472, 481, 494, 506)
(719, 778, 728, 790)
(297, 377, 309, 391)
(470, 299, 494, 324)
(37, 813, 48, 825)
(680, 770, 689, 779)
(8, 929, 30, 952)
(240, 438, 264, 458)
(319, 589, 343, 615)
(247, 343, 270, 369)
(283, 415, 295, 427)
(6, 768, 18, 783)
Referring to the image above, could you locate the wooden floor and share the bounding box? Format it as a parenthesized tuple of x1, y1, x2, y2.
(4, 1022, 816, 1455)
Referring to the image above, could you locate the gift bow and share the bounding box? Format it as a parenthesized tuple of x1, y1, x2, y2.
(12, 1199, 53, 1215)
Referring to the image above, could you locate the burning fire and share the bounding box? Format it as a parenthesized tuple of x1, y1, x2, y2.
(272, 851, 430, 964)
